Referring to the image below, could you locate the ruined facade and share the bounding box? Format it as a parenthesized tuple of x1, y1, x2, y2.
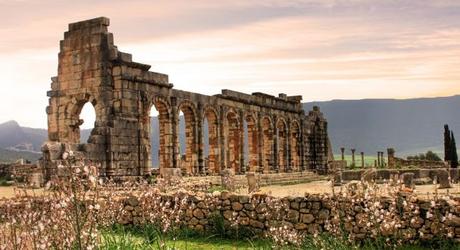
(42, 17, 330, 179)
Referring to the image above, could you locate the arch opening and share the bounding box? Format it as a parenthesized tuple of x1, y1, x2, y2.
(261, 117, 273, 173)
(244, 114, 258, 172)
(147, 100, 172, 173)
(226, 111, 241, 173)
(204, 108, 219, 175)
(290, 121, 301, 172)
(149, 107, 160, 169)
(178, 104, 198, 175)
(277, 119, 287, 172)
(78, 102, 96, 144)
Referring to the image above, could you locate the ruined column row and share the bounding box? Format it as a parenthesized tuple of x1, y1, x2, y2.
(41, 17, 332, 180)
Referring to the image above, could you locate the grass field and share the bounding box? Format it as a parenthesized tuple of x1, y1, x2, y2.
(100, 224, 460, 250)
(334, 154, 379, 168)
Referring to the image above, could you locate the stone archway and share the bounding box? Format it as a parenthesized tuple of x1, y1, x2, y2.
(225, 110, 241, 173)
(177, 101, 198, 175)
(276, 118, 288, 172)
(203, 106, 220, 175)
(66, 94, 98, 144)
(244, 113, 258, 172)
(261, 116, 273, 173)
(147, 97, 173, 173)
(290, 120, 301, 172)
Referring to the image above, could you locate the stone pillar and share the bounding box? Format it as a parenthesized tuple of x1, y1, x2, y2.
(351, 148, 356, 166)
(360, 152, 365, 168)
(387, 148, 395, 168)
(377, 151, 381, 167)
(257, 114, 264, 173)
(272, 116, 278, 172)
(285, 120, 291, 172)
(197, 104, 205, 175)
(219, 106, 226, 172)
(340, 147, 345, 161)
(380, 152, 385, 167)
(171, 97, 179, 169)
(299, 119, 305, 171)
(374, 159, 377, 168)
(239, 110, 245, 174)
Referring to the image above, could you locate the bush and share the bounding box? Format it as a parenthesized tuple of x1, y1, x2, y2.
(407, 151, 442, 162)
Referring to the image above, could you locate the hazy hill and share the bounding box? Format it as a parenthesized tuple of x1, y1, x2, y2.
(304, 95, 460, 157)
(1, 95, 459, 163)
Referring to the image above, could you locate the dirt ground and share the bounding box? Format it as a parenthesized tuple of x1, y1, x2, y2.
(243, 181, 460, 198)
(0, 186, 44, 199)
(2, 181, 460, 199)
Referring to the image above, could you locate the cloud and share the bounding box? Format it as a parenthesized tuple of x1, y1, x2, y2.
(1, 0, 460, 127)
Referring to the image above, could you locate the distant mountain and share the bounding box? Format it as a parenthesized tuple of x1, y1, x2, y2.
(304, 95, 460, 157)
(0, 120, 47, 152)
(1, 95, 459, 163)
(0, 148, 41, 163)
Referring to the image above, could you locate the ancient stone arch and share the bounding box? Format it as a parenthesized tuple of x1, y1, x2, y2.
(243, 112, 258, 172)
(290, 120, 301, 172)
(261, 116, 274, 173)
(203, 106, 220, 175)
(177, 100, 199, 175)
(42, 17, 332, 179)
(276, 117, 288, 172)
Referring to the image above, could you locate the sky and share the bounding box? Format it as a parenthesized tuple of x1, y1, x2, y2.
(1, 0, 460, 128)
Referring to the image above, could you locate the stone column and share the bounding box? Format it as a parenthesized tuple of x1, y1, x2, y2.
(272, 116, 278, 172)
(171, 97, 179, 170)
(257, 114, 264, 173)
(351, 148, 356, 166)
(299, 119, 305, 171)
(196, 103, 205, 175)
(380, 152, 385, 167)
(239, 110, 245, 174)
(219, 106, 226, 172)
(285, 121, 291, 172)
(361, 152, 365, 168)
(387, 148, 395, 168)
(377, 151, 381, 168)
(340, 147, 345, 161)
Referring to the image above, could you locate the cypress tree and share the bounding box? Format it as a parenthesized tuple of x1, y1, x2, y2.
(451, 132, 458, 168)
(444, 124, 451, 161)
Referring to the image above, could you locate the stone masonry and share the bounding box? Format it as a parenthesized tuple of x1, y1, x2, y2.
(42, 17, 331, 180)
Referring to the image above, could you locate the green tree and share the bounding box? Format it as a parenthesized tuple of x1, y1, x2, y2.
(451, 132, 458, 168)
(407, 151, 441, 162)
(425, 151, 442, 162)
(444, 124, 451, 161)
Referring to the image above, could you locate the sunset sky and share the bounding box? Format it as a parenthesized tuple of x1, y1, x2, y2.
(1, 0, 460, 128)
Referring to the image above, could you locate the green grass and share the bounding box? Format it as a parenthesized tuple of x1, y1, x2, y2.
(0, 176, 13, 186)
(100, 224, 271, 250)
(207, 185, 227, 193)
(334, 154, 379, 168)
(99, 224, 460, 250)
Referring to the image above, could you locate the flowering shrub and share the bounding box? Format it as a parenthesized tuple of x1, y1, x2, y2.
(1, 153, 460, 249)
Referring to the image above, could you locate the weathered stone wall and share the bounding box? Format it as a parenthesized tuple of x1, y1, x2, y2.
(118, 191, 460, 241)
(387, 148, 446, 169)
(341, 168, 460, 184)
(42, 17, 331, 179)
(184, 171, 327, 187)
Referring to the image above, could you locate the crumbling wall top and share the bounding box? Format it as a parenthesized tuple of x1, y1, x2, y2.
(68, 17, 110, 31)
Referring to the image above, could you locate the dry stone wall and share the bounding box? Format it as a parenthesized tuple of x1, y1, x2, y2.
(118, 191, 460, 242)
(42, 17, 331, 180)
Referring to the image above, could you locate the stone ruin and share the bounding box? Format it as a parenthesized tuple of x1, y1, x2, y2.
(40, 17, 332, 181)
